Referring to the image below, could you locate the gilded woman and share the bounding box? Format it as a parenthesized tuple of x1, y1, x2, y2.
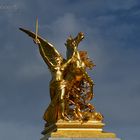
(35, 39, 76, 125)
(19, 27, 95, 124)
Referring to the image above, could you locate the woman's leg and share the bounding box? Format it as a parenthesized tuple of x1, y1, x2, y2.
(59, 87, 69, 120)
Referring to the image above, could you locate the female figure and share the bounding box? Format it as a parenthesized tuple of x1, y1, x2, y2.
(35, 39, 75, 124)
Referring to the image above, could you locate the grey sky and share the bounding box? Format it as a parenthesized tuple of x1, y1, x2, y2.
(0, 0, 140, 140)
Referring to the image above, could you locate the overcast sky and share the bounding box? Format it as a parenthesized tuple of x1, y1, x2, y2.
(0, 0, 140, 140)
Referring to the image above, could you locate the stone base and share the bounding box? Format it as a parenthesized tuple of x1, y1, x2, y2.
(41, 137, 121, 140)
(41, 120, 119, 140)
(42, 120, 105, 135)
(42, 131, 116, 138)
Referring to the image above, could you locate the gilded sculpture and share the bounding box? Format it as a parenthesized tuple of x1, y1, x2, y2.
(19, 19, 116, 138)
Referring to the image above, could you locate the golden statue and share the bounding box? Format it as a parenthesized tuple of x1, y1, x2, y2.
(19, 19, 117, 139)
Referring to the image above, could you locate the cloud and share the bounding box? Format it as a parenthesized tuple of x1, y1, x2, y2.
(17, 59, 48, 79)
(44, 13, 88, 56)
(0, 121, 42, 140)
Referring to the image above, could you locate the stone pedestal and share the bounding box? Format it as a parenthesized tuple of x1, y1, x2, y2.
(41, 137, 121, 140)
(41, 120, 120, 140)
